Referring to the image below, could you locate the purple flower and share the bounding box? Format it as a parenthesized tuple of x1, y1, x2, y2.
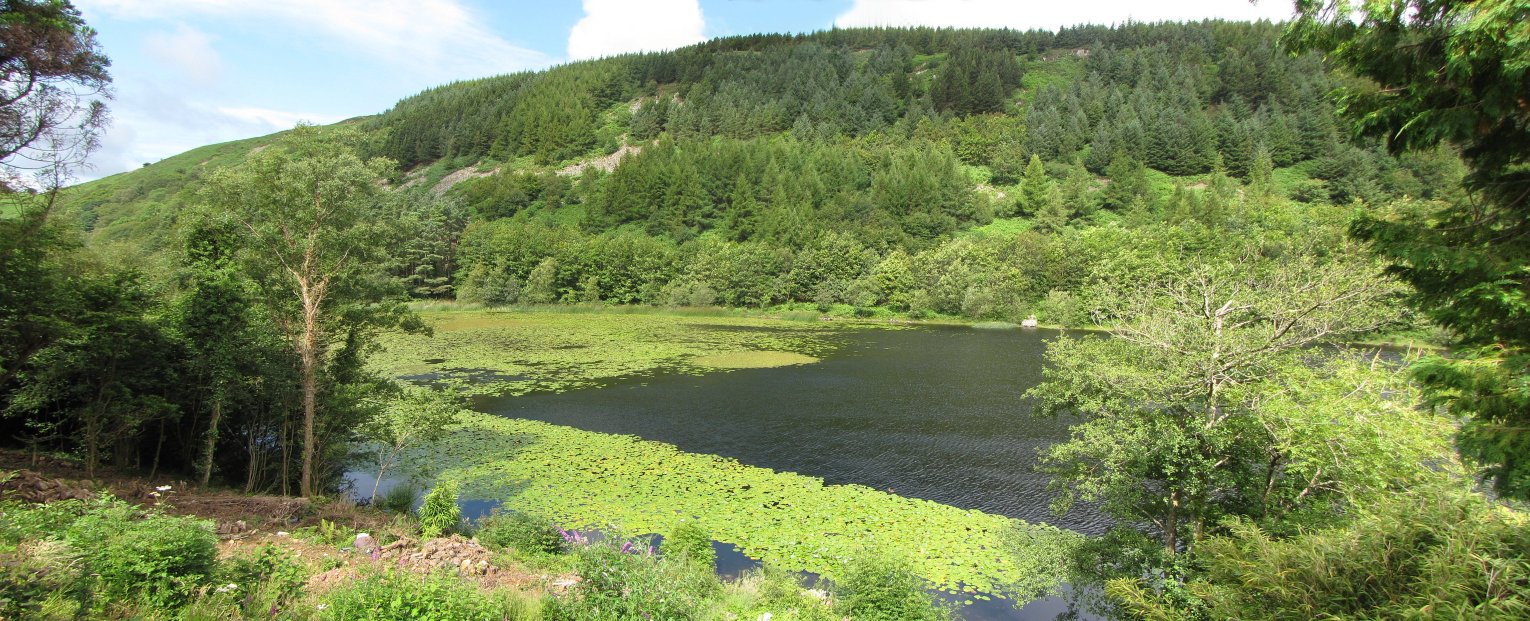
(620, 541, 634, 554)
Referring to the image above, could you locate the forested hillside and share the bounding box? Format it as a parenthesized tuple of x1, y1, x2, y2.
(12, 3, 1530, 618)
(57, 21, 1458, 328)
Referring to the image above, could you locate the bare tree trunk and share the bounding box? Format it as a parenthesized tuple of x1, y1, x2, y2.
(198, 398, 222, 487)
(149, 419, 165, 479)
(244, 424, 259, 493)
(1165, 489, 1180, 555)
(298, 293, 320, 497)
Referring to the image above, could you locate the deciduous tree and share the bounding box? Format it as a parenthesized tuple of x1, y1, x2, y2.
(201, 125, 417, 497)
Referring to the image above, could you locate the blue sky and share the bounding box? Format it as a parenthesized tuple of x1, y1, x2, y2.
(73, 0, 1294, 180)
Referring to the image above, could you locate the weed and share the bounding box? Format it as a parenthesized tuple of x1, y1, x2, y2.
(419, 480, 462, 539)
(476, 510, 565, 555)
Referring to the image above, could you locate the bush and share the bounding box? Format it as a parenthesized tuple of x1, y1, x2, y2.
(715, 566, 838, 621)
(217, 543, 308, 605)
(665, 521, 715, 571)
(476, 510, 565, 555)
(375, 481, 420, 514)
(69, 510, 219, 606)
(418, 480, 462, 539)
(546, 538, 719, 621)
(1, 541, 90, 618)
(833, 555, 951, 621)
(320, 569, 539, 620)
(0, 498, 93, 545)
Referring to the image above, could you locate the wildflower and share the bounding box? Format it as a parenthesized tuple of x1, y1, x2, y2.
(317, 604, 328, 611)
(620, 541, 634, 554)
(156, 485, 172, 492)
(215, 583, 239, 594)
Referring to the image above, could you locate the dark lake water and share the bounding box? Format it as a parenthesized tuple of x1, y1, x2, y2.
(472, 323, 1110, 534)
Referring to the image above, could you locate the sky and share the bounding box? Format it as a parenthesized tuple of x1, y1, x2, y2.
(73, 0, 1297, 181)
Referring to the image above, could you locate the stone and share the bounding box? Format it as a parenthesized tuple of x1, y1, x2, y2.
(353, 532, 377, 554)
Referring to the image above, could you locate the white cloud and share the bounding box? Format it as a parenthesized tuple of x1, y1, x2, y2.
(217, 107, 347, 130)
(81, 90, 344, 180)
(835, 0, 1295, 31)
(79, 0, 551, 78)
(142, 24, 222, 84)
(568, 0, 706, 61)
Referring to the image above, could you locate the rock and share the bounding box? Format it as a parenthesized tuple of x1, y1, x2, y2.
(353, 532, 377, 554)
(217, 520, 250, 538)
(0, 470, 94, 503)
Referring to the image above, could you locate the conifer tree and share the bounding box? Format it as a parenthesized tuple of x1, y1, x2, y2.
(1019, 155, 1052, 216)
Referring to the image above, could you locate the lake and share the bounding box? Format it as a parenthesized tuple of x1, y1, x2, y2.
(472, 323, 1108, 534)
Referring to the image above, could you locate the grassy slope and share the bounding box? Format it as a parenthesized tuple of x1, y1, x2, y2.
(60, 132, 286, 249)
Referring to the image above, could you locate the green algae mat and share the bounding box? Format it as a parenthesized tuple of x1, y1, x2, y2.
(377, 310, 1077, 601)
(422, 412, 1077, 601)
(371, 310, 848, 396)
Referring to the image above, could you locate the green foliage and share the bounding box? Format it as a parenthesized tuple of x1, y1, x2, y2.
(834, 554, 952, 621)
(69, 510, 219, 606)
(201, 123, 420, 497)
(715, 567, 839, 621)
(0, 497, 93, 545)
(375, 482, 420, 514)
(215, 543, 309, 612)
(546, 537, 718, 621)
(665, 520, 715, 571)
(2, 495, 218, 610)
(419, 479, 463, 538)
(1028, 248, 1411, 555)
(476, 510, 566, 555)
(319, 568, 539, 620)
(931, 46, 1023, 116)
(3, 265, 182, 478)
(1111, 485, 1530, 620)
(358, 383, 464, 501)
(1290, 0, 1530, 501)
(0, 0, 111, 180)
(0, 543, 88, 619)
(522, 256, 560, 304)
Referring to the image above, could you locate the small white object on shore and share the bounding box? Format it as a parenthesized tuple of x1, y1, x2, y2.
(1020, 315, 1039, 328)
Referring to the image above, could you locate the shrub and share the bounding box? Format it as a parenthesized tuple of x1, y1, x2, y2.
(713, 566, 838, 621)
(319, 569, 539, 620)
(0, 541, 90, 618)
(665, 521, 715, 571)
(546, 538, 719, 620)
(0, 498, 88, 545)
(833, 555, 951, 621)
(69, 510, 219, 606)
(375, 481, 420, 515)
(418, 480, 462, 539)
(475, 510, 565, 555)
(217, 543, 308, 605)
